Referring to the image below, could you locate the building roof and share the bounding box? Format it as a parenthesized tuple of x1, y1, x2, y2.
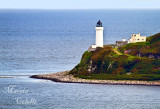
(116, 41, 128, 47)
(116, 41, 128, 43)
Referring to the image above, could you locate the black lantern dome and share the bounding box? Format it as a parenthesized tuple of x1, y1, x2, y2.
(96, 20, 102, 27)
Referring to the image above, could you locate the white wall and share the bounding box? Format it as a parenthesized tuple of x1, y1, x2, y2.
(95, 27, 104, 47)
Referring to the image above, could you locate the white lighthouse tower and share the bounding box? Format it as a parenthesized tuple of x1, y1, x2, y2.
(95, 20, 104, 47)
(89, 20, 104, 51)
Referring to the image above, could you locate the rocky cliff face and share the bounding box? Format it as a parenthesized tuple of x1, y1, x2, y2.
(69, 33, 160, 81)
(70, 46, 160, 77)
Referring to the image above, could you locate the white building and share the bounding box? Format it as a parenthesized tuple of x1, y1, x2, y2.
(128, 33, 146, 43)
(91, 20, 104, 48)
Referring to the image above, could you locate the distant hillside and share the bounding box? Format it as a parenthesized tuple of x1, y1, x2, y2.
(69, 33, 160, 81)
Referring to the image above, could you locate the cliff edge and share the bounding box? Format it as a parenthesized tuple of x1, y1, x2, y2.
(69, 33, 160, 81)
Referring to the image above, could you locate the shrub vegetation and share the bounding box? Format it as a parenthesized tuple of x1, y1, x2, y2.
(70, 33, 160, 81)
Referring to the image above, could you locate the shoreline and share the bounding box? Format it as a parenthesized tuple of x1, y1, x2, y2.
(30, 71, 160, 86)
(0, 76, 15, 78)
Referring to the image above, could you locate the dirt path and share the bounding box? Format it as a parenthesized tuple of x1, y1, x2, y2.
(112, 48, 122, 55)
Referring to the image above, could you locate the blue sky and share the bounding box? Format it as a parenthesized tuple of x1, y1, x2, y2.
(0, 0, 159, 9)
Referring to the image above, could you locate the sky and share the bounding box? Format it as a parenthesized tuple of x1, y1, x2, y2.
(0, 0, 159, 9)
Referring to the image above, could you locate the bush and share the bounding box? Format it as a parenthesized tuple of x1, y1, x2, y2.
(147, 33, 160, 44)
(77, 74, 160, 81)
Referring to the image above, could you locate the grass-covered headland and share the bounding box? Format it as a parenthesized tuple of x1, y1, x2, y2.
(69, 33, 160, 81)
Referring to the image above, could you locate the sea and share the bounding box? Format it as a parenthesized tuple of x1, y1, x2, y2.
(0, 9, 160, 109)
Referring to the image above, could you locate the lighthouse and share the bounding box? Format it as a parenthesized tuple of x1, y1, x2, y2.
(95, 20, 104, 47)
(89, 20, 104, 51)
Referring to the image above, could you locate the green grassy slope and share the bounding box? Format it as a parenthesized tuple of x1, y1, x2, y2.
(69, 33, 160, 81)
(119, 33, 160, 57)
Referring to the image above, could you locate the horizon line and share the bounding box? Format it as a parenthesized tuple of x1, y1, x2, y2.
(0, 8, 160, 10)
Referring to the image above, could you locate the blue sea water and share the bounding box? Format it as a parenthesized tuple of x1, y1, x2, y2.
(0, 9, 160, 109)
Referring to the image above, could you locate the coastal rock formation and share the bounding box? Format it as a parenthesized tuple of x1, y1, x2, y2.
(30, 71, 160, 86)
(69, 33, 160, 81)
(31, 33, 160, 84)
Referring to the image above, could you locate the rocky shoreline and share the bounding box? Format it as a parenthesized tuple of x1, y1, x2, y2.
(30, 71, 160, 86)
(0, 76, 14, 78)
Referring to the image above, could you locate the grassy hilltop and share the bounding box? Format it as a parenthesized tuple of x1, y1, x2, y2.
(69, 33, 160, 81)
(119, 33, 160, 58)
